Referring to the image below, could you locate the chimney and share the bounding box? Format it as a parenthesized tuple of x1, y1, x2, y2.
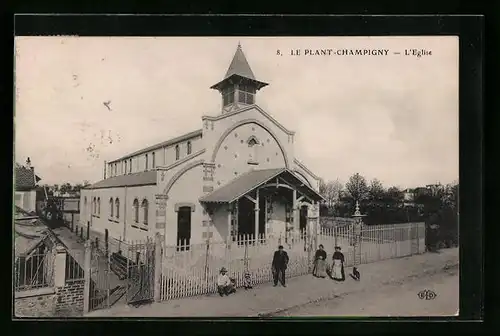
(26, 157, 31, 169)
(104, 160, 107, 179)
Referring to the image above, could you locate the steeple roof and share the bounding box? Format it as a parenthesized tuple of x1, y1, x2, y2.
(224, 43, 256, 80)
(210, 43, 268, 91)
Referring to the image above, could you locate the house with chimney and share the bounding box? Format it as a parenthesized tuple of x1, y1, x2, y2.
(80, 44, 324, 249)
(15, 157, 41, 213)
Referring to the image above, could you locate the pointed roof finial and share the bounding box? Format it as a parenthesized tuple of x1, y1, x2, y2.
(223, 43, 256, 80)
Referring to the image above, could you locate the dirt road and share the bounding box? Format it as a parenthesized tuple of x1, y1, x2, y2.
(272, 269, 458, 317)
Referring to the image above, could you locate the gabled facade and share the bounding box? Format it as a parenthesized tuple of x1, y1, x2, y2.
(81, 44, 323, 247)
(15, 158, 41, 213)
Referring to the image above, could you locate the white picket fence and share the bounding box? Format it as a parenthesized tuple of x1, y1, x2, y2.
(158, 222, 426, 301)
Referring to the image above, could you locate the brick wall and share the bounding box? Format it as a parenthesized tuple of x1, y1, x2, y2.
(55, 280, 85, 316)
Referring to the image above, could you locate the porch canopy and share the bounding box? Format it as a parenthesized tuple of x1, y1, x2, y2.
(200, 168, 324, 205)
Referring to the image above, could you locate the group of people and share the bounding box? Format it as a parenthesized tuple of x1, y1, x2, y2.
(216, 244, 359, 297)
(312, 244, 347, 281)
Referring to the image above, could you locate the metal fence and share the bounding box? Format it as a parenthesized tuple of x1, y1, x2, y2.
(14, 250, 55, 291)
(65, 251, 85, 282)
(159, 222, 425, 302)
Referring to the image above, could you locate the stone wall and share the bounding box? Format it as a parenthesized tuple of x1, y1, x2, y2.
(55, 280, 85, 316)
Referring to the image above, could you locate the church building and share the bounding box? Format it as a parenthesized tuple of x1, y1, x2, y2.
(80, 44, 324, 248)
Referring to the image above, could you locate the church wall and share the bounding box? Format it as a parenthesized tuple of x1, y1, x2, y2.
(209, 121, 288, 188)
(267, 198, 287, 239)
(163, 165, 204, 245)
(202, 107, 294, 169)
(211, 207, 229, 242)
(107, 135, 203, 177)
(79, 185, 158, 243)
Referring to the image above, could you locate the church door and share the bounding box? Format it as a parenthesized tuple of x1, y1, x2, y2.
(177, 207, 192, 251)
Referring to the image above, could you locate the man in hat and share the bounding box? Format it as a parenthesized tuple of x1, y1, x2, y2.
(272, 245, 289, 287)
(217, 267, 235, 296)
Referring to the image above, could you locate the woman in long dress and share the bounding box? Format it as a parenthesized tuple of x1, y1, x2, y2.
(331, 246, 345, 281)
(312, 244, 327, 278)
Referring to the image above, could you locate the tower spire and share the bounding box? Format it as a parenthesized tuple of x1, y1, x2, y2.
(210, 43, 269, 114)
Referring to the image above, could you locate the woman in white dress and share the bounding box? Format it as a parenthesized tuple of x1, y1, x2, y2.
(331, 246, 345, 281)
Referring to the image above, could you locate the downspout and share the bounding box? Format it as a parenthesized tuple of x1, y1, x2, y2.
(123, 186, 128, 242)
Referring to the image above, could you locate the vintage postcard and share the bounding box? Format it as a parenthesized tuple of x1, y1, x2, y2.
(14, 36, 459, 318)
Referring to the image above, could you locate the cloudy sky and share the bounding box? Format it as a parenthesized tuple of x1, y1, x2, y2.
(14, 36, 458, 189)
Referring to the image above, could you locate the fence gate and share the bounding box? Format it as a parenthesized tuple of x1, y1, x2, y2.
(89, 246, 112, 311)
(125, 240, 156, 305)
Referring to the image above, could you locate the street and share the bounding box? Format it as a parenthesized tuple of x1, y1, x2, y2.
(272, 269, 458, 317)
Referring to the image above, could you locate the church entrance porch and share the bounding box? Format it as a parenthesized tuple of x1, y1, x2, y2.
(200, 168, 324, 244)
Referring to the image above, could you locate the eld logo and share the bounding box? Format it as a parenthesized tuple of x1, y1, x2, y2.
(417, 289, 437, 300)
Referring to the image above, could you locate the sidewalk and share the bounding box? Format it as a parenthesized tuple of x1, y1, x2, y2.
(86, 248, 458, 317)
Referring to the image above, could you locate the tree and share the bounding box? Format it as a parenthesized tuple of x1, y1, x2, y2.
(368, 178, 385, 201)
(83, 180, 91, 187)
(345, 173, 369, 203)
(59, 183, 72, 194)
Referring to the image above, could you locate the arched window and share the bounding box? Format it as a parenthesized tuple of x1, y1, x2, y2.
(175, 145, 180, 160)
(247, 136, 260, 164)
(115, 198, 120, 219)
(187, 141, 192, 155)
(84, 196, 87, 213)
(133, 199, 139, 223)
(152, 152, 156, 168)
(93, 197, 96, 214)
(124, 161, 128, 175)
(145, 154, 149, 171)
(109, 198, 114, 217)
(141, 199, 149, 225)
(97, 198, 101, 216)
(129, 159, 132, 173)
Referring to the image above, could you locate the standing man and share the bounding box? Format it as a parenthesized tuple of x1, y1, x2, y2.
(272, 245, 289, 287)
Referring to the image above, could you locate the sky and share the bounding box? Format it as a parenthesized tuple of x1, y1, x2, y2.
(14, 36, 459, 189)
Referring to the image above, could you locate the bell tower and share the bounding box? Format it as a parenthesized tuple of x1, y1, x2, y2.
(210, 43, 269, 114)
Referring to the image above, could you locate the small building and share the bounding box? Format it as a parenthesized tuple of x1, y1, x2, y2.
(80, 44, 324, 248)
(15, 157, 41, 213)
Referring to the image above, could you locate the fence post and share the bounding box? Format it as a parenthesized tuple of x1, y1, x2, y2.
(54, 245, 67, 287)
(83, 240, 92, 313)
(153, 233, 162, 302)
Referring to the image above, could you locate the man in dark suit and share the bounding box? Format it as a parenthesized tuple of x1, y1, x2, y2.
(272, 245, 289, 287)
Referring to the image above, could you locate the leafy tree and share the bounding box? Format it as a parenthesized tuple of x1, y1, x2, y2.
(345, 173, 369, 203)
(368, 178, 385, 201)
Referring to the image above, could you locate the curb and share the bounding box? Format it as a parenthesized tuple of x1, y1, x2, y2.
(252, 262, 459, 318)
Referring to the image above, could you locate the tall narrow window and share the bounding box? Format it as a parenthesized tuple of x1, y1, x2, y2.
(145, 154, 149, 171)
(124, 161, 128, 174)
(115, 198, 120, 219)
(133, 199, 139, 223)
(97, 197, 101, 216)
(129, 159, 132, 173)
(175, 145, 180, 160)
(84, 197, 87, 217)
(109, 198, 114, 217)
(164, 147, 167, 165)
(187, 141, 192, 155)
(152, 152, 156, 168)
(247, 136, 259, 165)
(142, 199, 149, 225)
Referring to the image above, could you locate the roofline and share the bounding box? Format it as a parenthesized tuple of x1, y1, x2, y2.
(293, 158, 320, 181)
(86, 182, 157, 190)
(210, 74, 269, 91)
(202, 104, 295, 136)
(200, 168, 325, 204)
(109, 129, 203, 163)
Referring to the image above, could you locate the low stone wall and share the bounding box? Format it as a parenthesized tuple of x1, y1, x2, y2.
(14, 288, 57, 317)
(55, 280, 85, 316)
